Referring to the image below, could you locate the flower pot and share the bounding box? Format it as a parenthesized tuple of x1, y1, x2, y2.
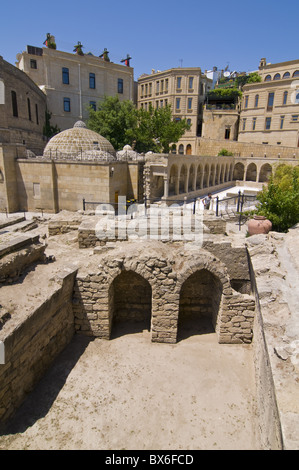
(248, 215, 272, 236)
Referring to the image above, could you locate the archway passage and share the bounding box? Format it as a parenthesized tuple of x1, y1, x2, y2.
(177, 269, 222, 341)
(110, 270, 152, 338)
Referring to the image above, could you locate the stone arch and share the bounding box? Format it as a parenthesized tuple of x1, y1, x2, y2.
(179, 164, 187, 193)
(196, 164, 203, 190)
(186, 144, 192, 155)
(216, 164, 220, 185)
(171, 144, 177, 154)
(259, 163, 272, 182)
(203, 163, 209, 188)
(233, 162, 245, 180)
(220, 164, 225, 184)
(169, 164, 179, 195)
(178, 144, 184, 155)
(188, 164, 196, 192)
(229, 163, 234, 181)
(224, 163, 230, 182)
(209, 164, 216, 187)
(177, 269, 223, 341)
(246, 163, 257, 182)
(109, 270, 152, 337)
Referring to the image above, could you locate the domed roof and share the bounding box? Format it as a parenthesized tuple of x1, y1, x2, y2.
(43, 121, 116, 159)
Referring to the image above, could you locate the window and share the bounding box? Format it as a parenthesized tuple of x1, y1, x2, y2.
(177, 77, 182, 89)
(267, 92, 274, 111)
(89, 101, 96, 111)
(160, 100, 163, 108)
(118, 78, 123, 94)
(244, 95, 249, 108)
(145, 84, 148, 96)
(27, 98, 32, 121)
(188, 77, 194, 89)
(35, 103, 39, 125)
(242, 118, 246, 131)
(273, 73, 281, 80)
(265, 117, 271, 130)
(11, 90, 18, 117)
(165, 79, 168, 92)
(187, 118, 191, 128)
(292, 71, 299, 77)
(225, 127, 231, 139)
(280, 116, 285, 129)
(62, 67, 69, 84)
(30, 59, 37, 69)
(149, 83, 152, 95)
(283, 91, 288, 105)
(283, 72, 290, 79)
(176, 98, 181, 110)
(141, 85, 144, 97)
(156, 81, 159, 93)
(252, 117, 257, 130)
(265, 75, 271, 81)
(161, 80, 164, 92)
(188, 97, 192, 110)
(63, 97, 71, 112)
(291, 115, 299, 122)
(255, 94, 259, 107)
(89, 73, 95, 89)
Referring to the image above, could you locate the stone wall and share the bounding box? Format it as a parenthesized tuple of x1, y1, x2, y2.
(0, 268, 77, 426)
(72, 242, 255, 345)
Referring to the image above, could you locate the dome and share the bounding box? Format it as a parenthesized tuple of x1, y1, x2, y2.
(43, 121, 116, 159)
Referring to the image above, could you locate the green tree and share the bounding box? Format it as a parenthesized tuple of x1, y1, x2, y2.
(43, 109, 60, 139)
(255, 164, 299, 232)
(87, 96, 189, 153)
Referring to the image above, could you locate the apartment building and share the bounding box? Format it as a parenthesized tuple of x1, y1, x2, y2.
(16, 42, 135, 131)
(238, 58, 299, 147)
(137, 68, 212, 155)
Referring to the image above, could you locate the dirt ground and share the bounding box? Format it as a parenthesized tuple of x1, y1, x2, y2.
(0, 326, 259, 450)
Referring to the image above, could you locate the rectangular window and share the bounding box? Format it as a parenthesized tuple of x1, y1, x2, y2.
(89, 73, 95, 89)
(189, 77, 194, 89)
(11, 90, 18, 117)
(265, 117, 271, 130)
(165, 79, 168, 91)
(141, 85, 144, 97)
(30, 59, 37, 69)
(245, 95, 249, 108)
(118, 78, 123, 94)
(283, 91, 288, 105)
(35, 103, 39, 125)
(27, 98, 32, 121)
(242, 118, 246, 130)
(252, 117, 257, 130)
(149, 83, 152, 95)
(161, 80, 164, 92)
(176, 98, 181, 110)
(280, 116, 285, 129)
(156, 81, 159, 93)
(63, 97, 71, 112)
(188, 97, 192, 110)
(62, 67, 69, 84)
(89, 101, 96, 111)
(177, 77, 182, 89)
(291, 115, 299, 122)
(255, 95, 259, 108)
(267, 92, 274, 111)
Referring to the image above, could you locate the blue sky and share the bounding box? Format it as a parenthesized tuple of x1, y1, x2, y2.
(1, 0, 298, 80)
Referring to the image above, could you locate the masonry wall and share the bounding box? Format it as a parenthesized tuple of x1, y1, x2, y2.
(0, 269, 77, 426)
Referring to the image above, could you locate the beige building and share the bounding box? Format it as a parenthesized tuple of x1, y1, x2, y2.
(238, 58, 299, 147)
(16, 41, 135, 131)
(0, 55, 46, 154)
(137, 68, 212, 155)
(0, 121, 142, 214)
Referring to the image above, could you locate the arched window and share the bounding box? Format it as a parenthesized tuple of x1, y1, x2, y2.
(293, 70, 299, 77)
(178, 144, 184, 155)
(254, 94, 259, 107)
(264, 75, 271, 81)
(186, 144, 192, 155)
(283, 91, 288, 105)
(273, 73, 281, 80)
(283, 72, 290, 79)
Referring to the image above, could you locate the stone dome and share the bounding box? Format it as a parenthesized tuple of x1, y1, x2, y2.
(43, 121, 116, 159)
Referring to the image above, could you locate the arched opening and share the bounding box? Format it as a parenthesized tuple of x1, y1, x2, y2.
(209, 164, 216, 187)
(186, 144, 192, 155)
(171, 144, 177, 154)
(233, 162, 245, 181)
(178, 144, 184, 155)
(169, 164, 179, 195)
(179, 164, 187, 193)
(188, 164, 195, 192)
(151, 175, 164, 198)
(177, 269, 223, 341)
(215, 164, 220, 185)
(259, 163, 272, 182)
(246, 163, 257, 182)
(203, 164, 209, 188)
(196, 164, 203, 190)
(109, 270, 152, 338)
